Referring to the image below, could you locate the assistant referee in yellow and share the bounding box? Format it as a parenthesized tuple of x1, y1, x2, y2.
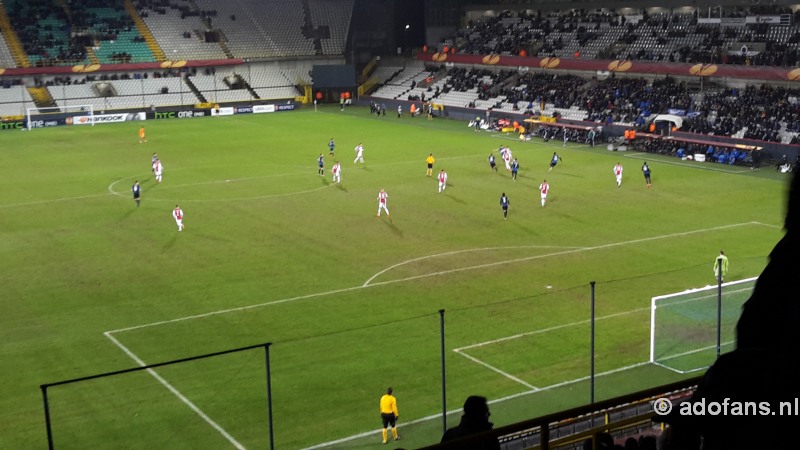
(379, 387, 400, 444)
(426, 153, 435, 177)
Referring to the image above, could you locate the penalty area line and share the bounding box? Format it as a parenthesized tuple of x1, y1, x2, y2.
(104, 331, 247, 450)
(301, 360, 652, 450)
(364, 221, 762, 287)
(108, 221, 766, 335)
(455, 350, 539, 390)
(363, 245, 587, 287)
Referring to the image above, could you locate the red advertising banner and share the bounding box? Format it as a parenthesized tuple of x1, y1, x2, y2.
(0, 59, 244, 77)
(417, 52, 800, 82)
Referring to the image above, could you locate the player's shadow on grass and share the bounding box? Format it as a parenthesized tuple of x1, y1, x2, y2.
(118, 207, 137, 221)
(510, 221, 540, 235)
(548, 171, 581, 178)
(382, 218, 403, 237)
(321, 177, 330, 186)
(443, 190, 467, 204)
(336, 184, 348, 192)
(162, 234, 178, 250)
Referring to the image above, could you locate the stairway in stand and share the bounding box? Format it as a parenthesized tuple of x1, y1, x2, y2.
(86, 47, 101, 65)
(188, 0, 233, 59)
(122, 0, 166, 61)
(27, 87, 57, 108)
(183, 77, 207, 103)
(0, 3, 31, 67)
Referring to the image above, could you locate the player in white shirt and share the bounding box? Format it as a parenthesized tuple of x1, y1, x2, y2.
(354, 143, 365, 164)
(377, 189, 390, 217)
(153, 159, 163, 183)
(172, 204, 184, 231)
(438, 169, 448, 193)
(613, 162, 623, 187)
(539, 179, 549, 207)
(332, 161, 342, 184)
(503, 147, 513, 171)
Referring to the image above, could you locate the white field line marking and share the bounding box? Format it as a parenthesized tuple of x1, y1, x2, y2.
(655, 340, 735, 374)
(107, 171, 333, 202)
(147, 184, 335, 203)
(300, 361, 651, 450)
(103, 332, 246, 450)
(0, 192, 109, 209)
(622, 152, 754, 174)
(107, 221, 768, 335)
(456, 287, 752, 387)
(363, 245, 587, 287)
(652, 361, 708, 375)
(455, 307, 649, 352)
(456, 350, 539, 390)
(453, 307, 651, 389)
(107, 284, 371, 334)
(363, 221, 762, 287)
(754, 221, 782, 229)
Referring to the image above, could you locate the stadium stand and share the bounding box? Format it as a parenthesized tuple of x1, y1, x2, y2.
(307, 0, 354, 55)
(371, 62, 800, 147)
(43, 72, 198, 111)
(0, 33, 16, 68)
(3, 0, 154, 66)
(0, 82, 34, 116)
(443, 6, 800, 67)
(72, 1, 155, 64)
(134, 0, 227, 61)
(192, 0, 311, 58)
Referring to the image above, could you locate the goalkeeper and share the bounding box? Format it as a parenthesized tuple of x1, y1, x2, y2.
(713, 250, 729, 280)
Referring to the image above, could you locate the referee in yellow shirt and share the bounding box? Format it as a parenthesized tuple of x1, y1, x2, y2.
(426, 154, 435, 177)
(379, 387, 400, 443)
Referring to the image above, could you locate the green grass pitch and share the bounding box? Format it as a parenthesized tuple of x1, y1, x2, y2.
(0, 105, 788, 449)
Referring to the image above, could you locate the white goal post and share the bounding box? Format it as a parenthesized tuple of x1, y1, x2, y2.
(26, 105, 94, 130)
(649, 277, 757, 374)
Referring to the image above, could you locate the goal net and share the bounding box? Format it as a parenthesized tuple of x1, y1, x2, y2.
(649, 277, 757, 374)
(26, 105, 94, 130)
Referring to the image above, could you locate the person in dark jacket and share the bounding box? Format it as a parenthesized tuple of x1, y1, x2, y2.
(441, 396, 501, 450)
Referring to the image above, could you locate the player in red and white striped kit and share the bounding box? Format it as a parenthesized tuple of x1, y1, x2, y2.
(502, 147, 512, 171)
(332, 161, 341, 184)
(354, 143, 365, 164)
(539, 179, 549, 207)
(613, 162, 623, 187)
(438, 169, 448, 193)
(377, 189, 389, 217)
(153, 159, 163, 183)
(172, 204, 184, 231)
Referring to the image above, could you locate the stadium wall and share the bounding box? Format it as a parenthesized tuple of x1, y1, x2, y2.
(0, 60, 244, 77)
(416, 52, 800, 83)
(0, 102, 298, 131)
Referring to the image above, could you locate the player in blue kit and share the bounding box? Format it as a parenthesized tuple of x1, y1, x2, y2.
(548, 152, 562, 172)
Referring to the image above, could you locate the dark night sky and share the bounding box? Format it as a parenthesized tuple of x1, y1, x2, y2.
(395, 0, 426, 47)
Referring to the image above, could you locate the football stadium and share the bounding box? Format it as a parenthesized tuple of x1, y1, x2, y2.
(1, 0, 798, 449)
